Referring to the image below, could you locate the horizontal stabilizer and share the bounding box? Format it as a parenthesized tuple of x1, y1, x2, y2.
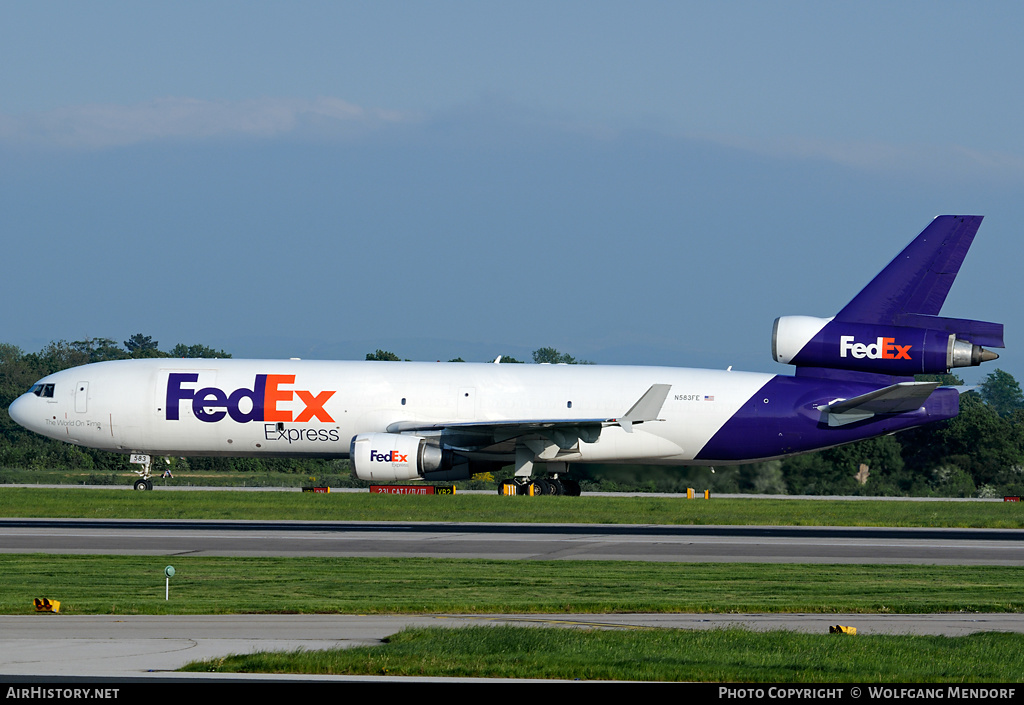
(894, 313, 1004, 348)
(819, 381, 939, 427)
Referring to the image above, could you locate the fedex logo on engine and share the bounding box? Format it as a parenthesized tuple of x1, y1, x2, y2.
(166, 373, 336, 423)
(839, 336, 912, 361)
(369, 450, 409, 463)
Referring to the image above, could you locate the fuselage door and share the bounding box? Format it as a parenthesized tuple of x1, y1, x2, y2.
(75, 381, 89, 413)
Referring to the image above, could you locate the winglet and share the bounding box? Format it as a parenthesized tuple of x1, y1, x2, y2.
(612, 384, 671, 433)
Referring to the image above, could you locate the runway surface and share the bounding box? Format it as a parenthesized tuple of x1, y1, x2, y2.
(2, 514, 1023, 680)
(4, 613, 1024, 678)
(2, 518, 1023, 564)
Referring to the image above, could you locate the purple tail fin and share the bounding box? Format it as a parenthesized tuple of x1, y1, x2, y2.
(774, 215, 1002, 378)
(835, 215, 983, 324)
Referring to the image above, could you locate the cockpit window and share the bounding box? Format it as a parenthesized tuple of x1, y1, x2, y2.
(29, 384, 55, 398)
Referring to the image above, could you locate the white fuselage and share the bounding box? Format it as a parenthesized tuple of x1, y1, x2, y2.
(9, 358, 775, 465)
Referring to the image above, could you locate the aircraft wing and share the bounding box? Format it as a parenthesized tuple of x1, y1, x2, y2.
(818, 381, 940, 427)
(385, 383, 672, 451)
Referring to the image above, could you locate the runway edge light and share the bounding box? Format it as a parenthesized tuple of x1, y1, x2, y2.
(830, 625, 857, 635)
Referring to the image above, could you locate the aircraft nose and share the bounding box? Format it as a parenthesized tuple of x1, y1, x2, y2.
(8, 394, 33, 431)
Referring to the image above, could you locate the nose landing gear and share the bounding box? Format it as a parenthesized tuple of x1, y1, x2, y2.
(130, 453, 154, 490)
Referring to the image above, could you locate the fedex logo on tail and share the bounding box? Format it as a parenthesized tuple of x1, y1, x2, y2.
(839, 336, 912, 361)
(166, 373, 336, 423)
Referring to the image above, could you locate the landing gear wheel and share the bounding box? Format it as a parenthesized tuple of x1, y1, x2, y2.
(499, 476, 579, 496)
(532, 478, 557, 495)
(560, 479, 581, 496)
(133, 479, 152, 491)
(545, 479, 562, 495)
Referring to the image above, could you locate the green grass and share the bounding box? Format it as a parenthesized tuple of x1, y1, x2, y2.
(4, 554, 1024, 615)
(180, 625, 1024, 682)
(1, 487, 1022, 527)
(4, 488, 1022, 681)
(0, 467, 355, 489)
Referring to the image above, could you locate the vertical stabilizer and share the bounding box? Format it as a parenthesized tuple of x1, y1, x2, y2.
(772, 215, 1002, 376)
(835, 215, 983, 324)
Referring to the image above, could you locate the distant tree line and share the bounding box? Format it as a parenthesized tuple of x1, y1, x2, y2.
(364, 347, 591, 364)
(2, 337, 1023, 496)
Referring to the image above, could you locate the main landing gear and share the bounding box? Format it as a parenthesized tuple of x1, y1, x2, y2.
(499, 449, 582, 496)
(498, 476, 581, 496)
(498, 456, 581, 496)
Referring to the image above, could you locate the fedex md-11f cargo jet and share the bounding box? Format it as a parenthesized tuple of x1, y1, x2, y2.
(9, 216, 1003, 493)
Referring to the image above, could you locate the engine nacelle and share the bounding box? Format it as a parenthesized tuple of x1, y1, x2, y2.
(350, 433, 469, 482)
(772, 316, 997, 375)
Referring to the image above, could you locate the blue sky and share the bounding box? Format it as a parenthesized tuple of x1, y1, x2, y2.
(2, 1, 1021, 383)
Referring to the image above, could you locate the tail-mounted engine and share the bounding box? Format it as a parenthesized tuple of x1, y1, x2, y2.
(772, 315, 1000, 375)
(350, 433, 471, 482)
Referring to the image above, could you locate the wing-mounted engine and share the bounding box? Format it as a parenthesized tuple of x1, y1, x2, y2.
(350, 432, 472, 482)
(772, 315, 1000, 375)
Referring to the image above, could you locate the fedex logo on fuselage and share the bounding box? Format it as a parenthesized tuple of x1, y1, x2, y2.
(369, 450, 409, 463)
(166, 373, 336, 423)
(839, 336, 912, 360)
